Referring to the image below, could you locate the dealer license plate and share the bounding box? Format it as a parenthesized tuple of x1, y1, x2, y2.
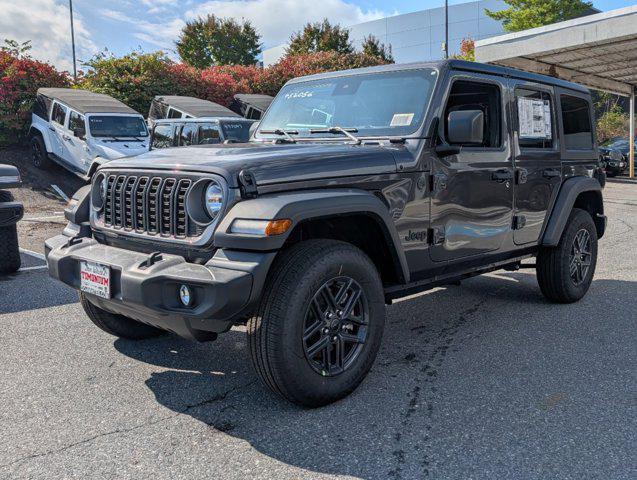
(80, 261, 111, 299)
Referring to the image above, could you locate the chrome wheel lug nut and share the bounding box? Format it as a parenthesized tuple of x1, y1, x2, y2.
(322, 328, 329, 334)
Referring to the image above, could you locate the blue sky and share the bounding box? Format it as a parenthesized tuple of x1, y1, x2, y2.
(1, 0, 635, 70)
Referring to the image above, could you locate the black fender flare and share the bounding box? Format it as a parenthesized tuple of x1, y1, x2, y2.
(541, 177, 604, 246)
(214, 188, 410, 283)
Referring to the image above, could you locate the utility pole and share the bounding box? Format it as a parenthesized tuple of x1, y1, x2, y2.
(445, 0, 449, 59)
(69, 0, 77, 81)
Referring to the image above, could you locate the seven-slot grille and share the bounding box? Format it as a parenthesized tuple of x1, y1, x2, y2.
(102, 174, 193, 238)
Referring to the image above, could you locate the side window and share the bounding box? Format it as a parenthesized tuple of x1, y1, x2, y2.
(152, 125, 174, 149)
(167, 107, 183, 119)
(444, 80, 501, 148)
(68, 111, 85, 133)
(51, 102, 67, 126)
(178, 124, 197, 146)
(198, 124, 221, 144)
(560, 95, 593, 150)
(515, 88, 554, 149)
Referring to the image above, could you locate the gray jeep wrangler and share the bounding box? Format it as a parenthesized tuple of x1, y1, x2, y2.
(46, 61, 606, 407)
(0, 164, 23, 274)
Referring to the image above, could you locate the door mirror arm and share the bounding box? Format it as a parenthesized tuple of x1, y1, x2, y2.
(435, 144, 462, 158)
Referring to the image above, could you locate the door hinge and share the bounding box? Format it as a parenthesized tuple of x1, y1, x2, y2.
(427, 227, 445, 245)
(512, 215, 526, 230)
(238, 170, 258, 199)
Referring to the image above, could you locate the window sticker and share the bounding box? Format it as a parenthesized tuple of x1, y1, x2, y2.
(390, 113, 415, 127)
(518, 97, 552, 139)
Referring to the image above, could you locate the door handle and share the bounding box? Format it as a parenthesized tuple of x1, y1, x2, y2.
(491, 170, 513, 181)
(62, 134, 71, 141)
(543, 169, 561, 178)
(49, 127, 55, 132)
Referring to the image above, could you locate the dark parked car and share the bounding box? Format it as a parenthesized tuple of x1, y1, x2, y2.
(229, 94, 274, 120)
(150, 117, 256, 149)
(599, 137, 632, 176)
(46, 60, 606, 407)
(0, 164, 23, 274)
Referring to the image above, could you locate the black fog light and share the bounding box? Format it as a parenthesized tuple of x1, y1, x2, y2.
(179, 284, 193, 307)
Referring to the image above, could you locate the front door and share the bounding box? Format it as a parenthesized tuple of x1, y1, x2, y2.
(49, 101, 68, 159)
(65, 110, 89, 173)
(429, 74, 514, 262)
(508, 81, 562, 245)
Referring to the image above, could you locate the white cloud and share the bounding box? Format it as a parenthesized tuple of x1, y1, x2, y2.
(186, 0, 389, 48)
(0, 0, 96, 71)
(99, 9, 184, 52)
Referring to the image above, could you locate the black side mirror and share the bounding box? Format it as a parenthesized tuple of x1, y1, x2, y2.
(73, 127, 86, 139)
(447, 110, 484, 145)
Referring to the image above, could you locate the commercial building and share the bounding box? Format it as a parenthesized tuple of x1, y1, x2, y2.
(263, 0, 508, 66)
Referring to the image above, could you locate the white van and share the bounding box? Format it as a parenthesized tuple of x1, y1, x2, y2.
(29, 88, 150, 179)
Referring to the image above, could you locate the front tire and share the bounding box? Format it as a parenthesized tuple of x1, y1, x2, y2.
(537, 208, 598, 303)
(80, 293, 165, 340)
(247, 240, 385, 407)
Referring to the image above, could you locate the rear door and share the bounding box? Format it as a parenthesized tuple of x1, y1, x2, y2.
(509, 81, 562, 245)
(429, 73, 514, 262)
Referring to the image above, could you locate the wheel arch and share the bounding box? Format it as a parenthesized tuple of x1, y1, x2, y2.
(28, 124, 52, 152)
(214, 189, 410, 285)
(541, 177, 605, 246)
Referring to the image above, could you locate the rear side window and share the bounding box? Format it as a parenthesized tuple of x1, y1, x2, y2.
(560, 95, 593, 150)
(515, 89, 554, 149)
(51, 102, 67, 126)
(198, 124, 221, 144)
(152, 124, 174, 149)
(178, 124, 197, 146)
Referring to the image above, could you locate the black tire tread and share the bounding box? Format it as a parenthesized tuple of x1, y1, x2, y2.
(0, 217, 20, 274)
(80, 293, 165, 340)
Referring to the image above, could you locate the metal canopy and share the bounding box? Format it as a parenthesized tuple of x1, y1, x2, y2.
(476, 6, 637, 178)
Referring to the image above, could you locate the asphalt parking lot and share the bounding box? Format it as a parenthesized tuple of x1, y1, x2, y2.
(0, 153, 635, 479)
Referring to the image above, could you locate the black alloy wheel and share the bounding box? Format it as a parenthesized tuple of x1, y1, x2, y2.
(569, 228, 592, 286)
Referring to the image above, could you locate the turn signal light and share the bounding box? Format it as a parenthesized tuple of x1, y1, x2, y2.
(264, 219, 292, 236)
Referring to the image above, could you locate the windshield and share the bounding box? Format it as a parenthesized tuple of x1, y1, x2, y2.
(602, 138, 627, 148)
(258, 68, 438, 139)
(221, 121, 253, 142)
(89, 115, 148, 138)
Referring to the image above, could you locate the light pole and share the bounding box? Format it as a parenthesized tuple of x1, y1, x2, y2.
(69, 0, 77, 81)
(445, 0, 449, 59)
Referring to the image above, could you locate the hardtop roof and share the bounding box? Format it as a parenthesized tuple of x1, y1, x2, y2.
(153, 95, 240, 118)
(232, 94, 274, 111)
(285, 59, 590, 94)
(37, 88, 139, 115)
(153, 116, 255, 124)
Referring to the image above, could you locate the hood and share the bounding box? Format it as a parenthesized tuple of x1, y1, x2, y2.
(103, 142, 399, 187)
(89, 138, 149, 160)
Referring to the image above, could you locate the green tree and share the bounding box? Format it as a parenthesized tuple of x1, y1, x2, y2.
(287, 19, 354, 56)
(176, 15, 261, 68)
(486, 0, 592, 32)
(361, 35, 393, 62)
(596, 106, 629, 144)
(1, 39, 32, 58)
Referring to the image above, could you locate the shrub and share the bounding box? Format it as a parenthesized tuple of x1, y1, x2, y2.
(0, 51, 69, 146)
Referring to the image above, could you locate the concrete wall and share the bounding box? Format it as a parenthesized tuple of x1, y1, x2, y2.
(262, 0, 507, 66)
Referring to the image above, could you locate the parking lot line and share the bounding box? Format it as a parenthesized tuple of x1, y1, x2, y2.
(18, 265, 48, 272)
(19, 248, 46, 261)
(51, 184, 70, 202)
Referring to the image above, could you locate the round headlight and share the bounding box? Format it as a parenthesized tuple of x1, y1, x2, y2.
(204, 181, 224, 220)
(92, 173, 107, 210)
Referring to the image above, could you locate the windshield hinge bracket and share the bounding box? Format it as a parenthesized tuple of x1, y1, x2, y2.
(238, 170, 258, 199)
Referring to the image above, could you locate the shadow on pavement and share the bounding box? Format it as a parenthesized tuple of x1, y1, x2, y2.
(114, 275, 637, 479)
(0, 269, 77, 314)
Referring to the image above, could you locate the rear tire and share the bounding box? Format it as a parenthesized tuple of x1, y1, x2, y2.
(31, 135, 50, 169)
(247, 239, 386, 408)
(537, 208, 598, 303)
(80, 293, 165, 340)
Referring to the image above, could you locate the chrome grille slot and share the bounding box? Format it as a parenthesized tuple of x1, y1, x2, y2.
(101, 173, 199, 240)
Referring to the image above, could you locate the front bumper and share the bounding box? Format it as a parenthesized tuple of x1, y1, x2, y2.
(45, 235, 275, 341)
(0, 201, 23, 227)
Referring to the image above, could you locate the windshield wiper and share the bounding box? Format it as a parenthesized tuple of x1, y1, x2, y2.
(259, 129, 298, 143)
(309, 127, 361, 145)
